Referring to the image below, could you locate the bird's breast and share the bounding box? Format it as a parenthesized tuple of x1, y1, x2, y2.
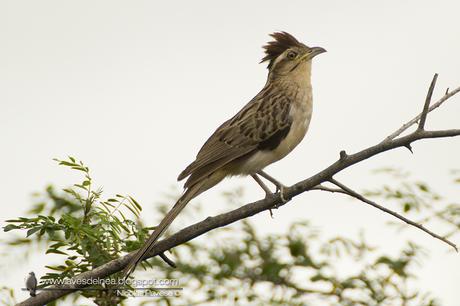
(236, 86, 313, 174)
(273, 87, 313, 159)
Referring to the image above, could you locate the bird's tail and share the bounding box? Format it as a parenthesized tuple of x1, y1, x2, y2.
(121, 181, 204, 281)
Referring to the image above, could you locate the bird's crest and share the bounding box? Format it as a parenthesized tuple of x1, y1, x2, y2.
(261, 32, 306, 69)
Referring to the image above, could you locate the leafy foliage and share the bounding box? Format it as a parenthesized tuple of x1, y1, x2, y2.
(141, 203, 438, 306)
(2, 162, 459, 305)
(3, 157, 149, 305)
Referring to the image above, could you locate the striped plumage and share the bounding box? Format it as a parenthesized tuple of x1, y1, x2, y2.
(122, 32, 325, 280)
(179, 81, 293, 189)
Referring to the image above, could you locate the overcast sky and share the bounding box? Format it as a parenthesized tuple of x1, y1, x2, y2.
(2, 0, 460, 304)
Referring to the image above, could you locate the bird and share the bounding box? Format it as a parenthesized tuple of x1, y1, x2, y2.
(25, 272, 37, 297)
(122, 31, 326, 279)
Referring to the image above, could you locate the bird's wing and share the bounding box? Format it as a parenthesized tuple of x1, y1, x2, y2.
(178, 86, 293, 188)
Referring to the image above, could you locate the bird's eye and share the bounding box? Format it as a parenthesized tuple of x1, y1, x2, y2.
(287, 51, 297, 59)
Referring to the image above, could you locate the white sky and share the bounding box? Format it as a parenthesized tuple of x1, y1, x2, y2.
(1, 0, 460, 304)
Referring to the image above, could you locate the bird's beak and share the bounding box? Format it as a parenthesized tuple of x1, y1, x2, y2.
(311, 46, 327, 57)
(301, 46, 327, 61)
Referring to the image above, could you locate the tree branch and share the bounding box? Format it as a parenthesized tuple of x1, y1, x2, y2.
(159, 252, 176, 268)
(17, 78, 460, 306)
(418, 73, 438, 130)
(328, 178, 457, 251)
(383, 83, 460, 142)
(311, 184, 348, 195)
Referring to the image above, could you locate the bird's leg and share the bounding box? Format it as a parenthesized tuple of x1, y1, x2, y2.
(251, 174, 272, 196)
(257, 170, 287, 203)
(250, 174, 275, 218)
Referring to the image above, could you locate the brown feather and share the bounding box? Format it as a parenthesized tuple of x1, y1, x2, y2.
(178, 84, 292, 185)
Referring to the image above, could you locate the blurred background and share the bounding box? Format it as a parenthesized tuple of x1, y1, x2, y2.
(1, 0, 459, 304)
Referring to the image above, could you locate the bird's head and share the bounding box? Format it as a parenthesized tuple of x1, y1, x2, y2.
(261, 32, 326, 79)
(29, 272, 35, 276)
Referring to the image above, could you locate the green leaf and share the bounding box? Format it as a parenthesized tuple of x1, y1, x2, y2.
(71, 166, 88, 172)
(46, 249, 68, 255)
(26, 227, 42, 237)
(129, 196, 142, 211)
(8, 238, 31, 246)
(49, 242, 67, 249)
(403, 203, 411, 213)
(123, 203, 139, 218)
(28, 202, 46, 214)
(59, 161, 78, 167)
(5, 218, 28, 223)
(73, 184, 88, 191)
(45, 264, 67, 271)
(3, 224, 21, 232)
(416, 182, 429, 192)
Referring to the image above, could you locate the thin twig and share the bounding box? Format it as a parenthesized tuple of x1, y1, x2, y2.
(311, 184, 348, 195)
(418, 73, 438, 130)
(159, 252, 176, 268)
(383, 85, 460, 142)
(328, 178, 458, 252)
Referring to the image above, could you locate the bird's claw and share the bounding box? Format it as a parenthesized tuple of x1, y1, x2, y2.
(265, 185, 288, 218)
(276, 185, 287, 203)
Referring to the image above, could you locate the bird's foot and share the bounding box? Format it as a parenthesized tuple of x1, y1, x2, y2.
(251, 172, 288, 218)
(274, 183, 287, 203)
(265, 185, 287, 218)
(257, 170, 288, 203)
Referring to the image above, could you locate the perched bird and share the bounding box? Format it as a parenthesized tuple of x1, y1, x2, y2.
(123, 32, 325, 279)
(25, 272, 37, 297)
